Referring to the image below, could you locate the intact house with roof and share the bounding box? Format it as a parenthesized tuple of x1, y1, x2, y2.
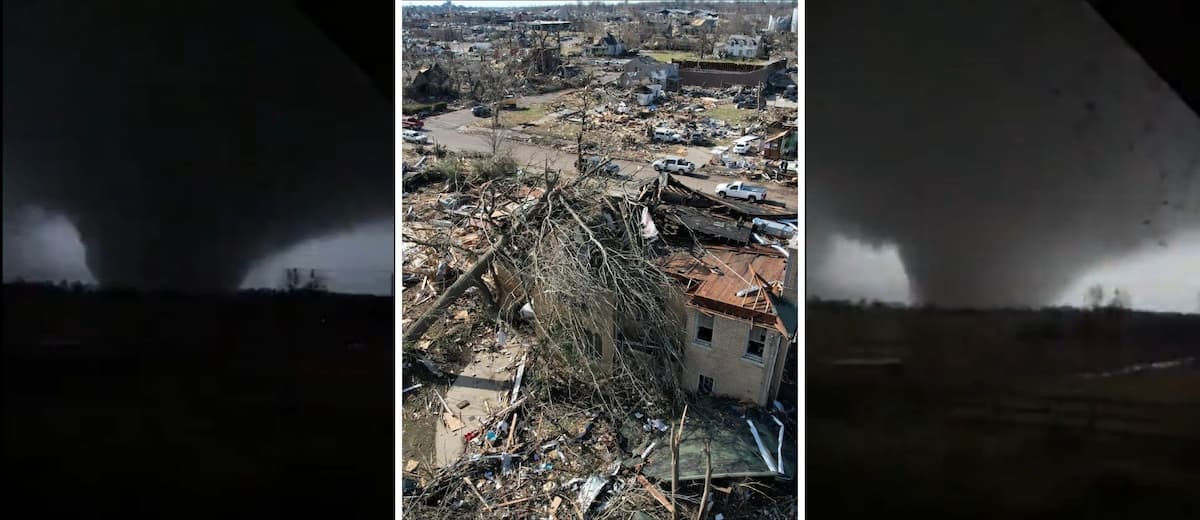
(720, 34, 766, 60)
(408, 63, 453, 98)
(583, 32, 626, 57)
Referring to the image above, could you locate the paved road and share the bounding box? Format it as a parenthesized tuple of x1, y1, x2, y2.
(415, 90, 797, 212)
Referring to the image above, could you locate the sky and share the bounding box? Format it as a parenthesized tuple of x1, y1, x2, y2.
(3, 1, 393, 292)
(4, 0, 1196, 311)
(807, 0, 1199, 312)
(811, 233, 1200, 314)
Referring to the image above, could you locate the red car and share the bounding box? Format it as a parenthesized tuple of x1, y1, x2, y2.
(402, 117, 424, 130)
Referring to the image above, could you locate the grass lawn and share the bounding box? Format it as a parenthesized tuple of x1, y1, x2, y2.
(502, 103, 549, 126)
(466, 103, 551, 130)
(704, 104, 759, 126)
(528, 120, 581, 141)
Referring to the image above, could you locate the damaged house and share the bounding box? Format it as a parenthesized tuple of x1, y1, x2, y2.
(663, 246, 798, 406)
(761, 122, 798, 161)
(620, 55, 681, 91)
(636, 173, 799, 406)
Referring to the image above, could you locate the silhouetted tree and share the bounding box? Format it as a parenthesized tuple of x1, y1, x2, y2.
(1108, 288, 1132, 310)
(1084, 284, 1105, 308)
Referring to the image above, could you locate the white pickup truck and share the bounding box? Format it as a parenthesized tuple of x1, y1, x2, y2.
(715, 181, 767, 202)
(652, 156, 695, 174)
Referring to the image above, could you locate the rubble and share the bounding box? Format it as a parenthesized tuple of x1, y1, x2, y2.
(401, 160, 798, 519)
(401, 5, 799, 514)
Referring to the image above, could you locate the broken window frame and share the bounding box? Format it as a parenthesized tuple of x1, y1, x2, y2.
(698, 374, 714, 396)
(745, 326, 768, 364)
(695, 311, 714, 346)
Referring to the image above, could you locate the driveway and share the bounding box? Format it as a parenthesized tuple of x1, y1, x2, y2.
(433, 343, 526, 467)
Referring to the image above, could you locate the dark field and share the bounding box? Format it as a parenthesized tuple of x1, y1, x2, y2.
(807, 302, 1200, 518)
(2, 284, 393, 518)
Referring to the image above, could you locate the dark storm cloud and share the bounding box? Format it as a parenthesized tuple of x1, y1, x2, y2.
(2, 1, 392, 290)
(807, 0, 1200, 308)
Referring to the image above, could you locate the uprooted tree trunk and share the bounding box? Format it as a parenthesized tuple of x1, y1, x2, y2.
(402, 233, 509, 345)
(403, 173, 563, 345)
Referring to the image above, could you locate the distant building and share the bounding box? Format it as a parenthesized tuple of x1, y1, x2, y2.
(524, 20, 572, 32)
(721, 35, 765, 60)
(584, 32, 626, 57)
(409, 63, 452, 98)
(766, 14, 791, 33)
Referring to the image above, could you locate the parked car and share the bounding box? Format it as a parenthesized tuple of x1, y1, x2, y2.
(578, 156, 620, 176)
(689, 133, 712, 146)
(652, 156, 695, 174)
(652, 127, 684, 143)
(715, 181, 767, 202)
(472, 105, 492, 117)
(402, 116, 424, 130)
(732, 135, 761, 155)
(402, 129, 429, 144)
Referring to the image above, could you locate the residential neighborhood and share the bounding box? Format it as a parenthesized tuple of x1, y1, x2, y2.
(400, 1, 798, 518)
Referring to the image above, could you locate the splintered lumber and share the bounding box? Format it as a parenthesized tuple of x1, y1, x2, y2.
(435, 391, 454, 415)
(671, 404, 688, 520)
(463, 477, 493, 511)
(637, 474, 674, 513)
(549, 496, 564, 520)
(443, 412, 465, 432)
(506, 412, 518, 449)
(402, 235, 508, 344)
(404, 179, 560, 345)
(495, 496, 536, 508)
(511, 353, 528, 405)
(480, 397, 527, 432)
